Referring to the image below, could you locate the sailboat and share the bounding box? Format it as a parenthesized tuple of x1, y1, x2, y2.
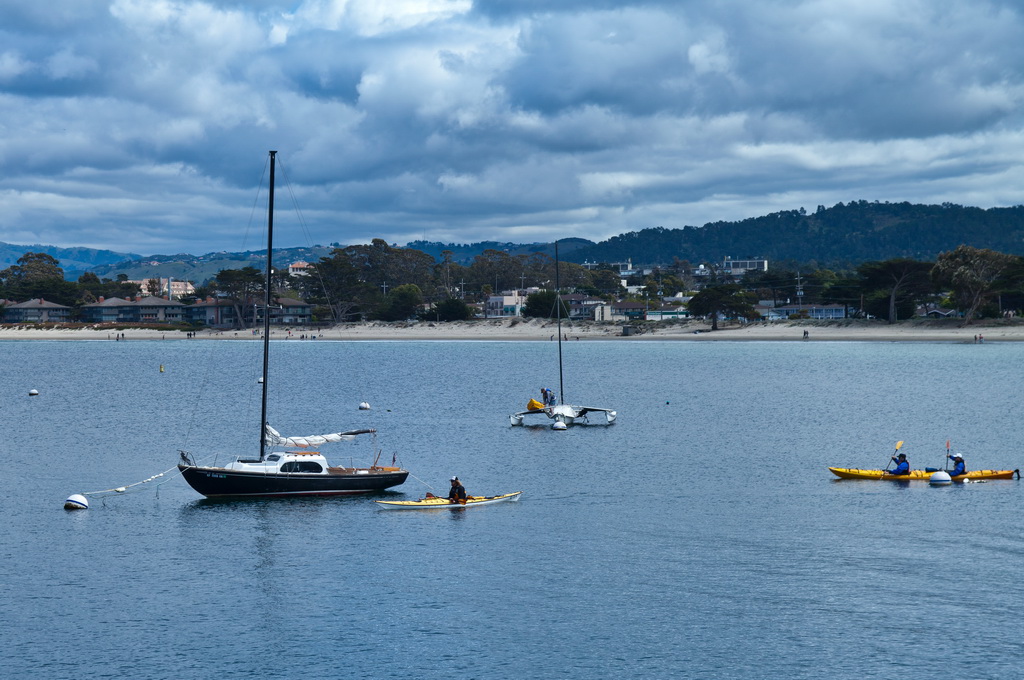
(509, 240, 616, 429)
(178, 151, 409, 498)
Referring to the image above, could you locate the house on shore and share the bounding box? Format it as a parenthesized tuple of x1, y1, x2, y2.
(594, 301, 648, 322)
(80, 296, 186, 324)
(767, 303, 847, 320)
(2, 298, 72, 323)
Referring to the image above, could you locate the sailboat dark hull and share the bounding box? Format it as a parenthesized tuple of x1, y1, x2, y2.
(178, 465, 409, 498)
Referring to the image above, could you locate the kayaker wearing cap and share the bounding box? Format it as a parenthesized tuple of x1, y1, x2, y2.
(948, 453, 967, 477)
(448, 476, 468, 504)
(886, 453, 910, 476)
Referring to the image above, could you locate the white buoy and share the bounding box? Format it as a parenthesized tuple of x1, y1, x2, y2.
(929, 470, 952, 485)
(552, 421, 568, 430)
(359, 402, 371, 410)
(29, 389, 39, 396)
(64, 494, 89, 510)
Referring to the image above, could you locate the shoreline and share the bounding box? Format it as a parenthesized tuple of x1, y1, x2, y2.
(1, 318, 1021, 342)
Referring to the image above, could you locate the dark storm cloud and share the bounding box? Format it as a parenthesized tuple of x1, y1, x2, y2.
(1, 0, 1023, 255)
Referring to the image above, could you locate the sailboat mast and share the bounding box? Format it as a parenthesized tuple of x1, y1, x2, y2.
(259, 150, 276, 462)
(555, 240, 565, 405)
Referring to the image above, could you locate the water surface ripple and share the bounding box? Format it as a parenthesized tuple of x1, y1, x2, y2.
(1, 339, 1021, 678)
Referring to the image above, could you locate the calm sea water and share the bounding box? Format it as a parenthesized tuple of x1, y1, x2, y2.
(1, 338, 1022, 679)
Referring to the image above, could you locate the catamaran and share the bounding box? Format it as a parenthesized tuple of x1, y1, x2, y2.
(509, 241, 616, 429)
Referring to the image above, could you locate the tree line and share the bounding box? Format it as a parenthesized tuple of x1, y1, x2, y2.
(3, 243, 1023, 328)
(0, 242, 621, 325)
(689, 245, 1024, 327)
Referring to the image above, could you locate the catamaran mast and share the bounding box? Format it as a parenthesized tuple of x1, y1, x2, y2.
(258, 150, 276, 462)
(555, 239, 565, 405)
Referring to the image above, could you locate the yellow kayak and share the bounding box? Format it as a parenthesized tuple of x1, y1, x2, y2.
(375, 491, 523, 509)
(829, 467, 1020, 481)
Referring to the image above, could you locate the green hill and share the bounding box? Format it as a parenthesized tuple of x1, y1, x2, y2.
(0, 241, 138, 273)
(562, 201, 1024, 267)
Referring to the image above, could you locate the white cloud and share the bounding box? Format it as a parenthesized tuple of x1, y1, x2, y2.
(288, 0, 472, 36)
(0, 51, 32, 80)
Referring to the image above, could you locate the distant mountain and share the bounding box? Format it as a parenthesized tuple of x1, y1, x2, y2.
(405, 238, 595, 264)
(0, 241, 140, 274)
(561, 201, 1024, 268)
(86, 246, 336, 284)
(10, 201, 1024, 285)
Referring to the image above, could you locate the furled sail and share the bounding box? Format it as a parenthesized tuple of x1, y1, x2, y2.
(264, 424, 376, 448)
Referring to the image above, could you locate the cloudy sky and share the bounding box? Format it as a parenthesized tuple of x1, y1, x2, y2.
(2, 0, 1023, 256)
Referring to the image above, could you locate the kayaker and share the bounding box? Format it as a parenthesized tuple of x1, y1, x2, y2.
(948, 453, 967, 476)
(886, 453, 910, 476)
(448, 476, 468, 504)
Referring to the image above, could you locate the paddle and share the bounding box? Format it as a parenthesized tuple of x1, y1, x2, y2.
(884, 440, 904, 471)
(925, 440, 951, 474)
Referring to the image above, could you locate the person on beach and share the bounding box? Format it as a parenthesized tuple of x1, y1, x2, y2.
(886, 453, 910, 476)
(448, 477, 467, 504)
(948, 453, 966, 477)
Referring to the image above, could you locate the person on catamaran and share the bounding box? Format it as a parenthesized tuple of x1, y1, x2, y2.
(886, 453, 910, 476)
(448, 476, 468, 504)
(948, 453, 967, 477)
(545, 388, 556, 406)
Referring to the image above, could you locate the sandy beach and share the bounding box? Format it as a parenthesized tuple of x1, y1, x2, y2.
(1, 317, 1022, 342)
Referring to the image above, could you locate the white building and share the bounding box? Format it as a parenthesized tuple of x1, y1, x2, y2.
(722, 257, 769, 275)
(288, 261, 313, 276)
(486, 288, 540, 317)
(127, 278, 196, 299)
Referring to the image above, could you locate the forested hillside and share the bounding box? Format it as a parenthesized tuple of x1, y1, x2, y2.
(563, 201, 1024, 267)
(405, 237, 595, 264)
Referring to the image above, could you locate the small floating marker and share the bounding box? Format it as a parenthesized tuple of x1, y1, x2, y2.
(929, 470, 952, 485)
(115, 487, 127, 493)
(359, 402, 371, 410)
(258, 377, 264, 383)
(159, 365, 164, 372)
(29, 389, 39, 396)
(64, 494, 89, 510)
(552, 421, 568, 430)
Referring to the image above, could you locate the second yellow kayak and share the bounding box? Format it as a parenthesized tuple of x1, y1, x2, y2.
(829, 467, 1019, 481)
